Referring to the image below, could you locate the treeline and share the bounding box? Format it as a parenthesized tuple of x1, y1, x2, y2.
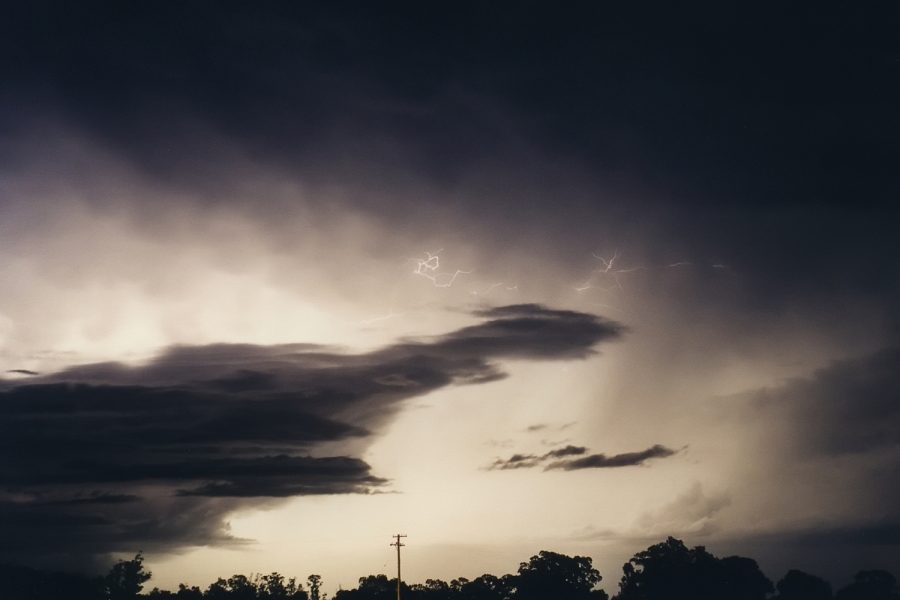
(2, 537, 898, 600)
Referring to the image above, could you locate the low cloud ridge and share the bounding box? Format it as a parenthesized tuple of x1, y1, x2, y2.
(0, 305, 621, 567)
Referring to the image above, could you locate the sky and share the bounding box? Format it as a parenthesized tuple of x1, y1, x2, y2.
(1, 1, 899, 594)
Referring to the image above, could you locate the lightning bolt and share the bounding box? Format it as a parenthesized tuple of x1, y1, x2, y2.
(359, 310, 405, 326)
(574, 250, 731, 297)
(593, 250, 646, 285)
(412, 250, 471, 288)
(573, 249, 643, 292)
(470, 282, 519, 297)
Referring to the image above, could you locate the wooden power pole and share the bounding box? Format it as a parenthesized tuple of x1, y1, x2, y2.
(390, 534, 407, 600)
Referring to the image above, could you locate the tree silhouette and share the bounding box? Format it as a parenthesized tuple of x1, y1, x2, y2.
(258, 572, 307, 600)
(225, 574, 260, 600)
(178, 583, 205, 599)
(515, 550, 607, 600)
(308, 575, 324, 600)
(204, 578, 234, 600)
(451, 573, 514, 600)
(335, 574, 411, 600)
(0, 563, 104, 600)
(0, 538, 897, 600)
(776, 569, 833, 600)
(835, 570, 900, 600)
(410, 579, 453, 600)
(718, 556, 775, 600)
(106, 552, 152, 600)
(615, 537, 772, 600)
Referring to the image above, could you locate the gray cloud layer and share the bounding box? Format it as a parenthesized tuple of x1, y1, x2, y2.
(751, 347, 900, 458)
(0, 304, 621, 568)
(693, 346, 900, 578)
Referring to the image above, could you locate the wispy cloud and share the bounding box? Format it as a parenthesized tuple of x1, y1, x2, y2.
(547, 444, 678, 470)
(488, 444, 676, 471)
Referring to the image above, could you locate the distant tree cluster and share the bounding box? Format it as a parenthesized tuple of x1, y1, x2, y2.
(2, 538, 898, 600)
(334, 551, 603, 600)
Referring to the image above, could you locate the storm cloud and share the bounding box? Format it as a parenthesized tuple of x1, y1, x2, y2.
(3, 2, 898, 320)
(0, 304, 621, 567)
(733, 347, 900, 547)
(1, 1, 899, 589)
(749, 347, 900, 458)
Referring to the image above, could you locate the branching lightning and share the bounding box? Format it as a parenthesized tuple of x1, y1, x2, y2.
(574, 249, 730, 297)
(574, 249, 643, 292)
(412, 250, 471, 288)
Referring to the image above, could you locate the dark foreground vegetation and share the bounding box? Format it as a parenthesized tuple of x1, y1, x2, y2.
(2, 537, 897, 600)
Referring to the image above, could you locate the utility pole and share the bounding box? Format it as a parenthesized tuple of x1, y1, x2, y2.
(390, 534, 407, 600)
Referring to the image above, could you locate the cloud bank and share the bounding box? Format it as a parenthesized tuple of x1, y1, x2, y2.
(0, 304, 621, 568)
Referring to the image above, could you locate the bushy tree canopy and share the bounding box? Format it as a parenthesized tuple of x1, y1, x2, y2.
(616, 537, 772, 600)
(776, 569, 833, 600)
(106, 553, 152, 600)
(515, 550, 607, 600)
(835, 570, 900, 600)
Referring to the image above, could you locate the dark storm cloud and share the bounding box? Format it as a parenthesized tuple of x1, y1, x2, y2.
(42, 494, 141, 506)
(750, 347, 900, 457)
(775, 521, 900, 548)
(0, 451, 382, 495)
(0, 497, 244, 573)
(435, 305, 624, 360)
(2, 2, 899, 323)
(723, 518, 900, 579)
(3, 2, 897, 207)
(0, 305, 621, 567)
(703, 345, 900, 580)
(487, 443, 673, 471)
(173, 456, 384, 497)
